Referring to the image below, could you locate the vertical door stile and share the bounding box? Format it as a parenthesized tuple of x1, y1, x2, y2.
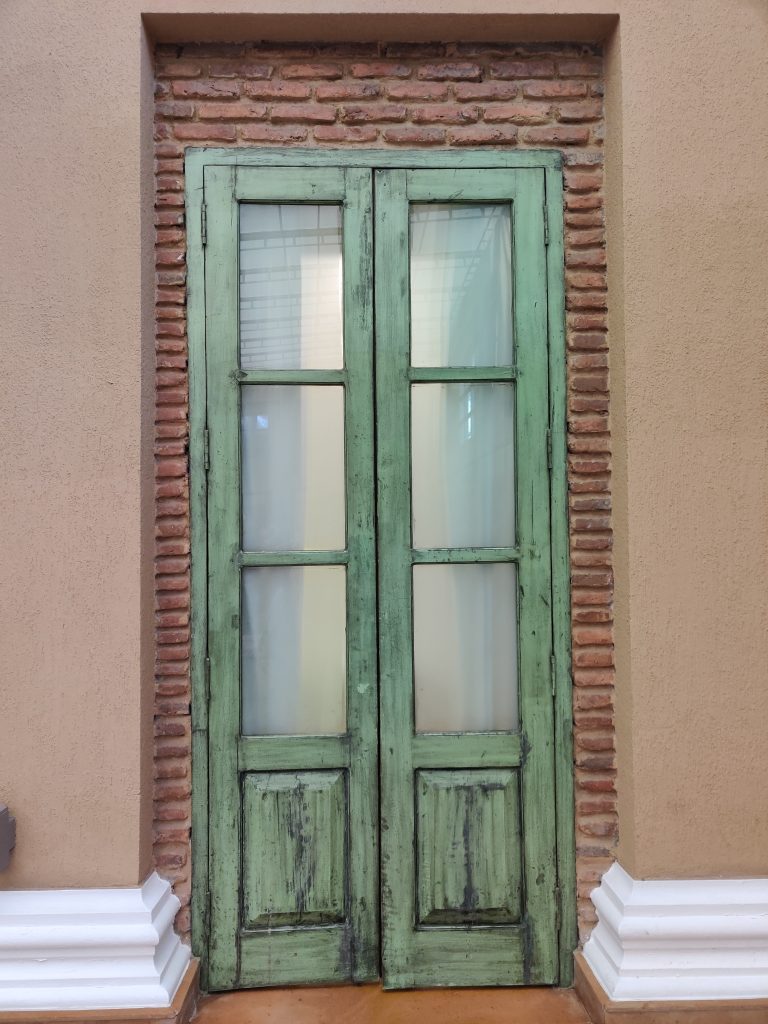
(342, 166, 379, 978)
(204, 164, 241, 991)
(373, 168, 414, 987)
(513, 169, 559, 982)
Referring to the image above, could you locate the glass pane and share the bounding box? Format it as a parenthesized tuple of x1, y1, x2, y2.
(411, 383, 515, 548)
(410, 203, 513, 367)
(242, 566, 346, 735)
(242, 385, 345, 551)
(413, 564, 518, 733)
(240, 203, 343, 369)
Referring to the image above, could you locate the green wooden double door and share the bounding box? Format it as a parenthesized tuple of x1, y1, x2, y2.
(202, 159, 564, 991)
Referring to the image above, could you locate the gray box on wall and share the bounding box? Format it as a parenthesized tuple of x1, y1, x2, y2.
(0, 805, 15, 871)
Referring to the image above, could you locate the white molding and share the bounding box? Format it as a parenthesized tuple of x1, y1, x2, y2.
(583, 862, 768, 1001)
(0, 872, 191, 1011)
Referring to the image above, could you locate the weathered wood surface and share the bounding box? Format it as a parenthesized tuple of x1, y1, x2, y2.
(190, 151, 574, 991)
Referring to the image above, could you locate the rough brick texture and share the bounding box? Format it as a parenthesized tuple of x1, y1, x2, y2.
(153, 40, 614, 946)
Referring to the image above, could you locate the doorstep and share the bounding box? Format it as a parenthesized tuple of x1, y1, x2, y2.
(194, 983, 590, 1024)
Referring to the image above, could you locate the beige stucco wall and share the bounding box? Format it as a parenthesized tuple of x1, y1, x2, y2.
(0, 0, 765, 889)
(604, 0, 768, 879)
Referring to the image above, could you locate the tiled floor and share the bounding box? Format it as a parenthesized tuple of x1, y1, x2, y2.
(195, 985, 591, 1024)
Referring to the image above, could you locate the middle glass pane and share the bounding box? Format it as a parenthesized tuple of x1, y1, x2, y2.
(242, 385, 346, 551)
(411, 383, 515, 549)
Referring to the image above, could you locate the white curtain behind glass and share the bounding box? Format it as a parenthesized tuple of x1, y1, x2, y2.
(239, 205, 346, 736)
(410, 204, 518, 732)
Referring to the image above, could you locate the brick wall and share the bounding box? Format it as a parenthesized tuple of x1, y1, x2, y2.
(153, 40, 615, 945)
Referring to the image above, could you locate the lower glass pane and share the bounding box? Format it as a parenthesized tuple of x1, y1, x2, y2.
(413, 563, 518, 733)
(241, 566, 347, 736)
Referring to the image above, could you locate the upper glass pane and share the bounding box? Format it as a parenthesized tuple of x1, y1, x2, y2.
(411, 383, 515, 548)
(239, 203, 343, 369)
(241, 385, 345, 551)
(410, 203, 513, 367)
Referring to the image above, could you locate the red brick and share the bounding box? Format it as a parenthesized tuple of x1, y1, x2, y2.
(172, 80, 239, 99)
(245, 81, 311, 100)
(565, 170, 603, 193)
(270, 104, 336, 124)
(567, 193, 603, 211)
(155, 458, 186, 479)
(566, 228, 605, 248)
(282, 63, 343, 79)
(568, 291, 608, 311)
(567, 248, 607, 268)
(454, 82, 518, 101)
(523, 126, 590, 146)
(558, 58, 602, 77)
(174, 123, 236, 142)
(226, 62, 273, 80)
(417, 63, 482, 81)
(156, 369, 186, 387)
(577, 777, 616, 794)
(448, 125, 518, 146)
(340, 104, 406, 124)
(240, 126, 309, 143)
(566, 211, 604, 229)
(574, 668, 615, 687)
(383, 126, 445, 146)
(156, 61, 202, 79)
(154, 141, 184, 159)
(484, 103, 552, 125)
(573, 626, 613, 646)
(387, 82, 449, 101)
(155, 852, 188, 871)
(198, 102, 268, 120)
(558, 100, 603, 124)
(567, 271, 607, 290)
(313, 125, 379, 143)
(490, 60, 556, 79)
(575, 692, 614, 711)
(316, 82, 381, 101)
(411, 104, 480, 125)
(155, 194, 184, 209)
(155, 102, 194, 120)
(523, 81, 588, 99)
(155, 762, 189, 782)
(350, 62, 411, 79)
(579, 819, 617, 838)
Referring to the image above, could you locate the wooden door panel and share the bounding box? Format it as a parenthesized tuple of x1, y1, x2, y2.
(242, 770, 348, 929)
(416, 769, 522, 927)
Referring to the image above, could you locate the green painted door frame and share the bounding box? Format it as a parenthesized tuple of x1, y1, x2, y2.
(185, 149, 574, 992)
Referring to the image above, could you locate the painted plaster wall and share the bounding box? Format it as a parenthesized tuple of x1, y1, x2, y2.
(604, 0, 768, 879)
(0, 0, 766, 891)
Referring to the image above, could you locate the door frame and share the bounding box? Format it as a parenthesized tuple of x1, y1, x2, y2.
(184, 147, 574, 990)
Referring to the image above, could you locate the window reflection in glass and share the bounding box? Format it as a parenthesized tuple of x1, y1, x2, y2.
(240, 203, 343, 369)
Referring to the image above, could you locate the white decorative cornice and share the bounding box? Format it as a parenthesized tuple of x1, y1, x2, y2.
(0, 872, 190, 1011)
(584, 862, 768, 1000)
